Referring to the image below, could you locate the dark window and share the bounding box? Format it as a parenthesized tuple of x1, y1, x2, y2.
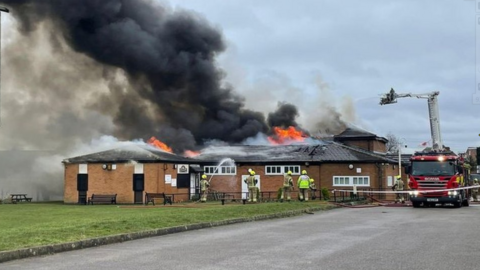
(177, 174, 190, 188)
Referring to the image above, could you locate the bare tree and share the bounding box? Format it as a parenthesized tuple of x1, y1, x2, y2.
(385, 132, 401, 154)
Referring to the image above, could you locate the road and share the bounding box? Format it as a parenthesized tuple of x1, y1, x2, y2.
(3, 205, 480, 270)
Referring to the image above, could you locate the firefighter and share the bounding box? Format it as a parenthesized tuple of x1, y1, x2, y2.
(309, 178, 317, 200)
(472, 178, 479, 202)
(200, 174, 210, 202)
(393, 175, 404, 204)
(244, 170, 258, 202)
(297, 170, 310, 201)
(280, 170, 294, 202)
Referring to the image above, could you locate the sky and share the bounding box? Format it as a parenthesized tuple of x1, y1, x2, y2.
(163, 0, 480, 154)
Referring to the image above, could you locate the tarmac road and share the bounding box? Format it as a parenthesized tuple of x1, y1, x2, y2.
(3, 204, 480, 270)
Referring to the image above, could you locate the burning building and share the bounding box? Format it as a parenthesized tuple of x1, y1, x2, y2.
(0, 0, 388, 202)
(62, 128, 399, 204)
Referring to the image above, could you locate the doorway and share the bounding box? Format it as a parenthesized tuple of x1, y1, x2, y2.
(77, 174, 88, 204)
(133, 174, 144, 204)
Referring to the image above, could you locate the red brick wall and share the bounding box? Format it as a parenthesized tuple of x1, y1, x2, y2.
(64, 162, 400, 203)
(373, 140, 387, 153)
(64, 162, 193, 204)
(343, 140, 370, 151)
(64, 163, 79, 203)
(339, 140, 386, 153)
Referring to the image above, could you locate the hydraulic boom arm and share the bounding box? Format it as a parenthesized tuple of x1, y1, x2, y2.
(380, 88, 443, 151)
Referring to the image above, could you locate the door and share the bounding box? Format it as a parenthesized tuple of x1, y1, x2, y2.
(190, 173, 199, 200)
(241, 175, 260, 199)
(77, 174, 88, 204)
(133, 174, 144, 204)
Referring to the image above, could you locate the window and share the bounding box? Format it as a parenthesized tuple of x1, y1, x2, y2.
(333, 176, 370, 187)
(204, 166, 236, 175)
(265, 165, 300, 175)
(387, 176, 393, 187)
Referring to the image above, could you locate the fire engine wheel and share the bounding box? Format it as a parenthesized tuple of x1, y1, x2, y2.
(453, 196, 462, 208)
(412, 202, 421, 208)
(462, 198, 470, 207)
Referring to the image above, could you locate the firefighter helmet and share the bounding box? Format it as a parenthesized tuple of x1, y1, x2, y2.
(201, 174, 207, 179)
(287, 171, 292, 175)
(309, 178, 314, 183)
(250, 170, 255, 175)
(474, 178, 479, 184)
(302, 170, 307, 175)
(396, 175, 401, 179)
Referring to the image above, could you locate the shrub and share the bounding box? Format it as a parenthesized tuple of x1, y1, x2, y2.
(321, 188, 330, 200)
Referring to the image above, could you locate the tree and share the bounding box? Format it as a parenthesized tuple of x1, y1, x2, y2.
(465, 155, 477, 170)
(385, 132, 401, 154)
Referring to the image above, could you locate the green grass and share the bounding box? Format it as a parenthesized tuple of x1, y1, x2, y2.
(0, 201, 335, 251)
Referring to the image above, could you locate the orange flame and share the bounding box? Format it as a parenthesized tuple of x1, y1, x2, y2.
(147, 136, 173, 153)
(267, 126, 307, 145)
(184, 150, 200, 157)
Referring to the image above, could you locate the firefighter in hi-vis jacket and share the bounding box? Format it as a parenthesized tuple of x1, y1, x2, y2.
(200, 174, 210, 202)
(245, 170, 258, 202)
(472, 178, 479, 202)
(393, 175, 404, 204)
(297, 170, 311, 201)
(280, 171, 294, 202)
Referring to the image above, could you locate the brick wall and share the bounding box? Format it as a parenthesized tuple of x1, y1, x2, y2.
(64, 162, 193, 204)
(64, 161, 399, 203)
(64, 163, 79, 203)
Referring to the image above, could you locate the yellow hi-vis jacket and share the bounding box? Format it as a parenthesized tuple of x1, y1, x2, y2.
(297, 175, 310, 189)
(456, 174, 464, 186)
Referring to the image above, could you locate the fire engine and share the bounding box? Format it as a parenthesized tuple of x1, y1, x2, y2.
(380, 88, 469, 207)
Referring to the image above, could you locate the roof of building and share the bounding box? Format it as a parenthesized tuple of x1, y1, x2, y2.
(62, 144, 193, 164)
(192, 142, 397, 164)
(63, 140, 397, 165)
(334, 128, 388, 143)
(385, 154, 412, 165)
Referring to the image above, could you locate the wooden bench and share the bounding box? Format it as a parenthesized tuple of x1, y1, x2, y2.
(88, 194, 117, 205)
(10, 194, 32, 204)
(219, 193, 247, 205)
(145, 193, 173, 206)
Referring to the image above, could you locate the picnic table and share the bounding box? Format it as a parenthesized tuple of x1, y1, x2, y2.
(10, 194, 32, 203)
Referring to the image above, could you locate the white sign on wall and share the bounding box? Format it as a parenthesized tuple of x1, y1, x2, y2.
(134, 164, 144, 174)
(171, 178, 177, 187)
(165, 174, 172, 184)
(79, 164, 88, 174)
(177, 164, 189, 174)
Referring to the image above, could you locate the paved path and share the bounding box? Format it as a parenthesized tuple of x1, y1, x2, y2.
(3, 205, 480, 270)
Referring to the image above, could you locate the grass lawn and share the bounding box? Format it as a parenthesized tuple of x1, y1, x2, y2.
(0, 201, 335, 252)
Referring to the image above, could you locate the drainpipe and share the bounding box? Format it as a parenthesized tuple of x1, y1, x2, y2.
(375, 163, 384, 200)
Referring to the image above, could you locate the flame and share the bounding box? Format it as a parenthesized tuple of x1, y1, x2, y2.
(268, 126, 307, 145)
(147, 136, 173, 153)
(184, 150, 200, 157)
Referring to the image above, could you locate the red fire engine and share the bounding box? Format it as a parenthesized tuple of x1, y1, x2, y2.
(405, 151, 469, 208)
(380, 88, 470, 208)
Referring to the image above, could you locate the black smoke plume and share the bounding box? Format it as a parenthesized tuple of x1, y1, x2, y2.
(1, 0, 304, 152)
